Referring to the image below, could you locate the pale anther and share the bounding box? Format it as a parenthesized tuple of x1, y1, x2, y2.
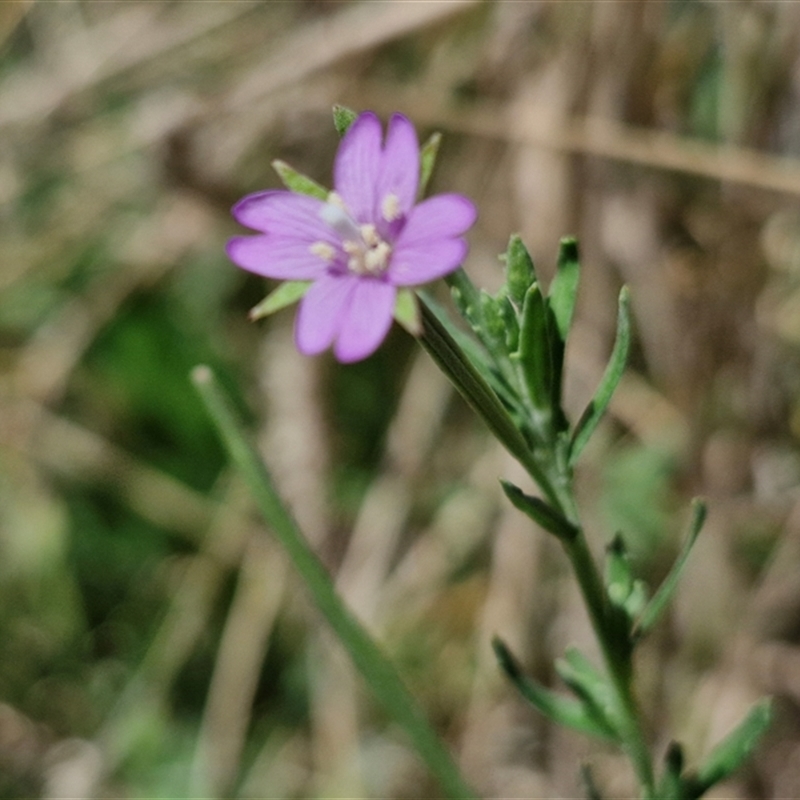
(309, 242, 336, 262)
(360, 224, 380, 247)
(381, 193, 401, 222)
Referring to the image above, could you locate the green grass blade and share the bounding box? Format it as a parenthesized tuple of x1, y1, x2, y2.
(192, 366, 479, 800)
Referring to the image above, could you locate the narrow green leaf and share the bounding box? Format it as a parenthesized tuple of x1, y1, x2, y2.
(504, 234, 536, 308)
(420, 131, 442, 196)
(333, 104, 358, 136)
(271, 159, 328, 200)
(500, 480, 578, 542)
(556, 648, 622, 742)
(569, 286, 631, 465)
(687, 699, 772, 798)
(418, 296, 559, 503)
(548, 236, 581, 341)
(516, 283, 554, 419)
(249, 280, 312, 320)
(493, 638, 617, 742)
(633, 498, 707, 639)
(393, 288, 422, 336)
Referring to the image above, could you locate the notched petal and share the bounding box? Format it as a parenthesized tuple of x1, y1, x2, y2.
(227, 235, 332, 280)
(333, 279, 396, 362)
(334, 111, 382, 223)
(387, 237, 468, 286)
(232, 191, 334, 242)
(378, 113, 420, 217)
(398, 194, 477, 245)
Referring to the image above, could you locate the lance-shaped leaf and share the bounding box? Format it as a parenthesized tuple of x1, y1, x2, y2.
(555, 648, 622, 743)
(504, 234, 537, 308)
(684, 699, 772, 798)
(493, 638, 617, 742)
(547, 237, 580, 419)
(548, 237, 581, 341)
(501, 480, 578, 542)
(569, 286, 631, 465)
(333, 103, 358, 136)
(633, 499, 707, 639)
(418, 297, 557, 499)
(249, 280, 312, 320)
(516, 282, 554, 420)
(271, 159, 328, 200)
(419, 131, 442, 196)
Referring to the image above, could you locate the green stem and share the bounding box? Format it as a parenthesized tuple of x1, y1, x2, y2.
(416, 313, 655, 796)
(564, 529, 655, 797)
(192, 366, 479, 800)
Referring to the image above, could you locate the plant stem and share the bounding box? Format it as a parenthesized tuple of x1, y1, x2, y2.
(192, 365, 479, 800)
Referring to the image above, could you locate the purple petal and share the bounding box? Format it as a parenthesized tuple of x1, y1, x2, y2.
(398, 194, 477, 244)
(386, 237, 468, 286)
(334, 112, 382, 223)
(295, 273, 356, 356)
(377, 113, 419, 218)
(333, 279, 397, 363)
(227, 235, 333, 280)
(232, 191, 336, 243)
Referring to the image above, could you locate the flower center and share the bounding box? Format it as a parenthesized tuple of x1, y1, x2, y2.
(315, 196, 393, 277)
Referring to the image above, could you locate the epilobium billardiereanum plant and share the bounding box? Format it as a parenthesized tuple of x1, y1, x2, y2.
(196, 105, 771, 799)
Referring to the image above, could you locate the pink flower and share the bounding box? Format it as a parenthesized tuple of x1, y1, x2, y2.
(226, 111, 477, 363)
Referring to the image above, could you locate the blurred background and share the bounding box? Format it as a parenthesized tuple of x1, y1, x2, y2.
(3, 0, 800, 797)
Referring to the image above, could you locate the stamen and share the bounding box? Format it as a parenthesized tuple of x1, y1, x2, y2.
(360, 224, 379, 247)
(381, 193, 402, 222)
(309, 242, 336, 262)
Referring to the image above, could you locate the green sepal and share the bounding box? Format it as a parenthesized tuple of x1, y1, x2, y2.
(394, 289, 422, 336)
(569, 286, 631, 465)
(493, 638, 617, 742)
(555, 648, 622, 743)
(684, 699, 772, 798)
(500, 480, 578, 542)
(249, 280, 312, 321)
(516, 282, 554, 419)
(333, 104, 358, 136)
(548, 237, 580, 341)
(656, 742, 686, 800)
(420, 131, 442, 197)
(271, 159, 328, 200)
(633, 499, 707, 639)
(504, 234, 537, 308)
